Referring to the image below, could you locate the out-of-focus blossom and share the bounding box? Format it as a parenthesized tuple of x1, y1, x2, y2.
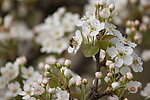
(141, 50, 150, 62)
(34, 7, 79, 54)
(7, 82, 22, 97)
(141, 83, 150, 99)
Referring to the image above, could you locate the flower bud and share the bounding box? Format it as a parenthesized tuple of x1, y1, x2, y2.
(64, 59, 71, 67)
(95, 72, 102, 79)
(131, 27, 136, 32)
(64, 69, 72, 78)
(109, 63, 115, 70)
(42, 78, 49, 84)
(139, 24, 147, 31)
(126, 72, 133, 80)
(82, 79, 88, 85)
(15, 56, 27, 66)
(76, 76, 82, 86)
(106, 60, 113, 66)
(134, 20, 140, 26)
(45, 56, 56, 65)
(58, 58, 65, 65)
(126, 20, 132, 26)
(107, 72, 112, 77)
(111, 82, 120, 90)
(125, 28, 131, 35)
(109, 4, 115, 11)
(119, 77, 126, 82)
(124, 98, 128, 100)
(38, 62, 45, 70)
(45, 64, 51, 71)
(69, 78, 76, 86)
(44, 72, 51, 77)
(48, 88, 56, 94)
(104, 76, 111, 83)
(56, 63, 61, 68)
(134, 32, 142, 41)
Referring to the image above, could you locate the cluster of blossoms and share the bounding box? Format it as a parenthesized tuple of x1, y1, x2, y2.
(43, 56, 88, 100)
(0, 57, 26, 99)
(0, 56, 88, 100)
(85, 0, 150, 25)
(68, 0, 144, 99)
(0, 15, 34, 65)
(34, 7, 79, 54)
(125, 18, 150, 44)
(0, 15, 33, 41)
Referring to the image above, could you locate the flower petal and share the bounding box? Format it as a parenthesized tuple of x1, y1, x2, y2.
(115, 57, 123, 67)
(106, 47, 118, 58)
(123, 55, 133, 65)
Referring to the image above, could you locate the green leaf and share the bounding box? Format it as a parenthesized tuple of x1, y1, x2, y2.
(82, 43, 99, 57)
(96, 40, 110, 50)
(49, 77, 60, 88)
(101, 35, 114, 41)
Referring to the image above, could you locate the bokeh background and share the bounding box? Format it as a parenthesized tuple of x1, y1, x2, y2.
(0, 0, 150, 99)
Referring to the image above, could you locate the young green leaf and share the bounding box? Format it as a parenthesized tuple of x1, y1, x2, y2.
(82, 43, 99, 57)
(101, 35, 114, 41)
(96, 40, 110, 50)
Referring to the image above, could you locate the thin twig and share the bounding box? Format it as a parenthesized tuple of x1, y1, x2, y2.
(87, 51, 108, 100)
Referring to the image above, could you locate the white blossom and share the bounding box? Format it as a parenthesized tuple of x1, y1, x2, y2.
(126, 81, 142, 93)
(54, 88, 69, 100)
(131, 52, 143, 72)
(33, 83, 45, 95)
(21, 66, 35, 79)
(111, 82, 120, 90)
(82, 18, 105, 36)
(7, 82, 22, 97)
(19, 84, 34, 99)
(107, 42, 133, 67)
(68, 30, 82, 54)
(100, 8, 110, 18)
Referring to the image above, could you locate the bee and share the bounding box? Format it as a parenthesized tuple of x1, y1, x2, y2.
(69, 38, 74, 48)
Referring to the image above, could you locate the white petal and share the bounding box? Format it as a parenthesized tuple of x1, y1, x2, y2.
(68, 46, 74, 53)
(19, 91, 26, 96)
(120, 66, 131, 75)
(97, 22, 105, 31)
(123, 55, 133, 65)
(124, 46, 133, 55)
(90, 31, 99, 36)
(113, 30, 123, 40)
(131, 65, 143, 73)
(82, 23, 90, 35)
(115, 57, 123, 67)
(75, 30, 82, 40)
(106, 47, 118, 58)
(116, 42, 124, 52)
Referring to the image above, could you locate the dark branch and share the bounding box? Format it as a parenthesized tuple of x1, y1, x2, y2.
(87, 51, 107, 100)
(87, 90, 113, 100)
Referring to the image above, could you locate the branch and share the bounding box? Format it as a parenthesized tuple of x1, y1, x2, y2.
(87, 50, 107, 100)
(87, 90, 113, 100)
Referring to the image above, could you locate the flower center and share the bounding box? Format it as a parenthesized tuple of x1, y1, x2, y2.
(130, 87, 136, 92)
(90, 26, 96, 32)
(118, 51, 125, 57)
